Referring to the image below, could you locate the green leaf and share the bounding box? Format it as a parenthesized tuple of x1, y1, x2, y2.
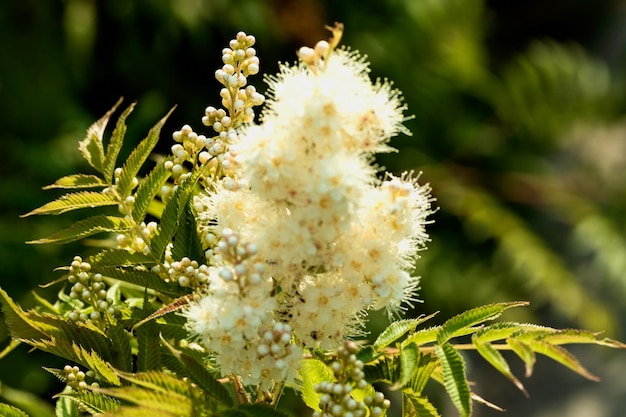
(527, 340, 600, 381)
(405, 352, 438, 395)
(403, 395, 442, 417)
(404, 326, 441, 346)
(473, 322, 548, 344)
(0, 338, 22, 360)
(43, 174, 107, 190)
(59, 390, 121, 415)
(103, 102, 136, 183)
(161, 336, 234, 407)
(299, 359, 336, 411)
(27, 215, 133, 244)
(374, 312, 438, 351)
(79, 98, 123, 174)
(132, 160, 171, 223)
(435, 344, 471, 417)
(0, 287, 49, 340)
(437, 302, 528, 345)
(55, 394, 78, 417)
(538, 329, 626, 348)
(170, 199, 205, 263)
(472, 338, 527, 396)
(106, 324, 133, 373)
(506, 338, 536, 377)
(96, 386, 192, 416)
(89, 265, 180, 295)
(89, 249, 157, 267)
(150, 169, 203, 260)
(21, 191, 118, 217)
(136, 296, 161, 372)
(0, 403, 30, 417)
(116, 107, 175, 198)
(392, 342, 420, 390)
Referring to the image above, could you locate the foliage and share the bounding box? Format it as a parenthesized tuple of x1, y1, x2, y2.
(1, 23, 625, 417)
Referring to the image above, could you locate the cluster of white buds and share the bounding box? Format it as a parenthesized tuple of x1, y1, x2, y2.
(313, 341, 390, 417)
(164, 256, 210, 288)
(171, 124, 209, 168)
(205, 31, 265, 131)
(66, 256, 118, 324)
(116, 221, 157, 255)
(62, 365, 100, 391)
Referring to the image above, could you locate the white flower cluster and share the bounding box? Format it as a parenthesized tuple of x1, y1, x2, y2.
(184, 28, 433, 389)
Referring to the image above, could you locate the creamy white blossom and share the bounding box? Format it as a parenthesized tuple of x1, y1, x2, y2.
(184, 29, 434, 388)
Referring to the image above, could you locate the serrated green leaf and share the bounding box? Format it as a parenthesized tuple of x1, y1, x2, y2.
(437, 302, 528, 345)
(527, 340, 600, 381)
(21, 191, 118, 217)
(103, 102, 136, 183)
(0, 403, 30, 417)
(106, 324, 133, 373)
(404, 326, 441, 347)
(132, 160, 171, 222)
(403, 395, 442, 417)
(0, 287, 49, 340)
(363, 355, 400, 384)
(299, 359, 336, 412)
(79, 99, 122, 174)
(0, 338, 22, 360)
(539, 329, 626, 348)
(435, 344, 471, 417)
(43, 174, 107, 190)
(150, 169, 203, 260)
(374, 312, 438, 351)
(136, 296, 161, 372)
(27, 215, 133, 244)
(44, 367, 70, 384)
(96, 386, 191, 415)
(406, 352, 438, 395)
(78, 346, 122, 386)
(116, 107, 175, 198)
(472, 338, 527, 396)
(59, 390, 121, 415)
(506, 338, 536, 377)
(170, 199, 205, 263)
(391, 342, 420, 390)
(89, 249, 157, 267)
(161, 337, 234, 406)
(89, 265, 180, 295)
(55, 394, 78, 417)
(473, 322, 548, 344)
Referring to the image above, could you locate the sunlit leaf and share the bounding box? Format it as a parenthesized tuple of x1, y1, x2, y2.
(160, 336, 234, 406)
(43, 174, 107, 190)
(403, 394, 442, 417)
(435, 344, 471, 417)
(437, 302, 528, 345)
(103, 102, 136, 183)
(27, 215, 133, 244)
(116, 107, 175, 198)
(374, 312, 438, 351)
(79, 98, 123, 174)
(21, 192, 118, 217)
(472, 338, 527, 396)
(299, 359, 335, 411)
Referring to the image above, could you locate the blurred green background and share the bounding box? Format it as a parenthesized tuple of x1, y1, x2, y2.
(1, 0, 626, 416)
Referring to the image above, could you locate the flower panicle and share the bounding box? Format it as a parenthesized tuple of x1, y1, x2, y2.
(183, 26, 435, 390)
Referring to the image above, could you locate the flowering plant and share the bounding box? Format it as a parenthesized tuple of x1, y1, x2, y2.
(1, 24, 623, 417)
